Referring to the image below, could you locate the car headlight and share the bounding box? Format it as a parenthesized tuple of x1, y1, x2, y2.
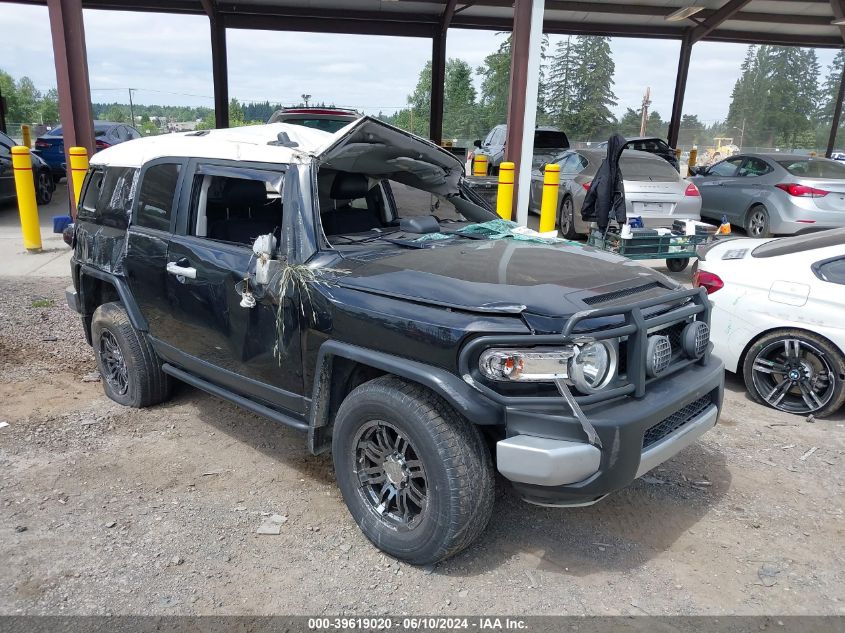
(568, 341, 616, 393)
(478, 341, 617, 392)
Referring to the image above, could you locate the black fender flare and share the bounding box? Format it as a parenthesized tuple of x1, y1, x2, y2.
(307, 340, 503, 453)
(78, 264, 148, 332)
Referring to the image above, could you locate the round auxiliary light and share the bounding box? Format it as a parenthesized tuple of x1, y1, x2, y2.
(646, 335, 672, 377)
(682, 321, 710, 358)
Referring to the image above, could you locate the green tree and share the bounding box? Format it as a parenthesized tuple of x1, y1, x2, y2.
(567, 36, 617, 140)
(476, 36, 511, 133)
(39, 89, 59, 124)
(819, 49, 845, 126)
(443, 58, 478, 140)
(102, 104, 130, 123)
(544, 35, 577, 130)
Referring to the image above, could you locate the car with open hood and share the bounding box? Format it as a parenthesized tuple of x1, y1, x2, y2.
(65, 117, 724, 565)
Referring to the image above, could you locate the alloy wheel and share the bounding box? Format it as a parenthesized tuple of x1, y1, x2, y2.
(353, 420, 428, 530)
(751, 338, 835, 414)
(99, 330, 129, 396)
(561, 198, 574, 235)
(748, 209, 768, 237)
(36, 171, 53, 205)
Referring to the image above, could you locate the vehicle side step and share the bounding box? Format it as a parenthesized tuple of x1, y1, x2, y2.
(161, 363, 309, 433)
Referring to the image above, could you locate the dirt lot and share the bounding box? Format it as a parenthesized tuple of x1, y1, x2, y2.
(1, 276, 844, 616)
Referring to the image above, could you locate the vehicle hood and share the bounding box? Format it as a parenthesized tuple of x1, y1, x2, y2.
(334, 239, 676, 317)
(314, 116, 465, 197)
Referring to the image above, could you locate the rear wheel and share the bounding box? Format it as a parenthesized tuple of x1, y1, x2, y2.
(91, 302, 171, 408)
(743, 330, 845, 418)
(332, 376, 494, 565)
(745, 204, 771, 238)
(558, 196, 578, 240)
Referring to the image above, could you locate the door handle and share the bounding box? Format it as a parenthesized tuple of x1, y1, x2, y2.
(166, 261, 197, 279)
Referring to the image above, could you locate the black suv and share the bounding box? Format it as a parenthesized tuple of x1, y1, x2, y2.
(66, 117, 724, 565)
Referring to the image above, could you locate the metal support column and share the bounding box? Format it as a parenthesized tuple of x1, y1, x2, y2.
(827, 61, 845, 158)
(505, 0, 544, 226)
(210, 14, 229, 128)
(430, 29, 446, 144)
(667, 34, 692, 149)
(46, 0, 95, 216)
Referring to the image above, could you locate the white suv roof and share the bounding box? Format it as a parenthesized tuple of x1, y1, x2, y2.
(90, 122, 337, 169)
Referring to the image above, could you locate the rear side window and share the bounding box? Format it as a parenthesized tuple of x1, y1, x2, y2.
(620, 154, 677, 182)
(813, 257, 845, 285)
(78, 169, 105, 220)
(135, 163, 181, 232)
(776, 159, 845, 179)
(738, 157, 772, 177)
(534, 131, 569, 149)
(77, 167, 138, 229)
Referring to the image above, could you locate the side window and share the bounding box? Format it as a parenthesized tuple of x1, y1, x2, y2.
(483, 130, 495, 147)
(127, 127, 141, 140)
(135, 163, 181, 232)
(77, 169, 105, 220)
(737, 157, 772, 177)
(96, 167, 138, 229)
(0, 132, 13, 154)
(115, 126, 128, 141)
(189, 169, 283, 246)
(814, 258, 845, 285)
(708, 157, 743, 177)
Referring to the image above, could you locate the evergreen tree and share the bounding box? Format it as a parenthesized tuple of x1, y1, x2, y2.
(820, 49, 845, 126)
(566, 36, 617, 140)
(443, 58, 479, 140)
(544, 36, 576, 130)
(476, 36, 511, 133)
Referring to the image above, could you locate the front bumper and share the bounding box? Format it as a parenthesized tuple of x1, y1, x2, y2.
(496, 355, 724, 506)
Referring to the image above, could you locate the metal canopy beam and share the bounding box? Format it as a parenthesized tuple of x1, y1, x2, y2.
(200, 0, 229, 128)
(430, 29, 446, 143)
(690, 0, 754, 42)
(827, 60, 845, 157)
(830, 0, 845, 44)
(46, 0, 95, 216)
(667, 34, 692, 148)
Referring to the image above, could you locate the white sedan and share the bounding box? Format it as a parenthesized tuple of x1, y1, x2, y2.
(693, 228, 845, 417)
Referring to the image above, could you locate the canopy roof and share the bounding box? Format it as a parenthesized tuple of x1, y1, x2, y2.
(10, 0, 844, 48)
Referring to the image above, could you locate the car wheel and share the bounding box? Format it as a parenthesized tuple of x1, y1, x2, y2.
(332, 376, 494, 565)
(742, 330, 845, 418)
(35, 169, 53, 205)
(666, 258, 689, 273)
(90, 302, 172, 408)
(745, 205, 771, 238)
(558, 196, 578, 240)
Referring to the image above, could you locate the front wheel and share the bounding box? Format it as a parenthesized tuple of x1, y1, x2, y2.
(332, 376, 494, 565)
(743, 330, 845, 418)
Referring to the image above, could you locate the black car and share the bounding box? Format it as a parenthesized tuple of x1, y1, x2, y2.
(0, 131, 55, 205)
(471, 124, 570, 175)
(599, 136, 680, 171)
(65, 117, 724, 565)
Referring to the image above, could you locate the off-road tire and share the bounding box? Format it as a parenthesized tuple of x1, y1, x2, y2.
(91, 302, 171, 408)
(332, 376, 494, 565)
(742, 329, 845, 418)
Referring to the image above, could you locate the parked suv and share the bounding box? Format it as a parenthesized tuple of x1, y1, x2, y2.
(471, 125, 569, 175)
(66, 118, 724, 564)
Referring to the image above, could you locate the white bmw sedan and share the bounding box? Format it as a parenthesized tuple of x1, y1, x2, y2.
(694, 228, 845, 417)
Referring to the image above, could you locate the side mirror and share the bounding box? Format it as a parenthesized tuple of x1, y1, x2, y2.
(473, 140, 482, 149)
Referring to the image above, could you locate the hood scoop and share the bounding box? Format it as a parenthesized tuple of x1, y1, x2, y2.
(582, 281, 669, 307)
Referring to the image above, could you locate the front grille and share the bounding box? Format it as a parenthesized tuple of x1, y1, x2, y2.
(583, 281, 664, 306)
(642, 394, 712, 449)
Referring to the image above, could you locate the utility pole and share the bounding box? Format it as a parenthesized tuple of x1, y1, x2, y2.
(128, 88, 135, 125)
(639, 87, 651, 137)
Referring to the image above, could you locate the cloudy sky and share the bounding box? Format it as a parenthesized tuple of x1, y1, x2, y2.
(1, 4, 837, 126)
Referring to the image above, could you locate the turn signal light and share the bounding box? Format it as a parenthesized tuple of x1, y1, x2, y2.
(775, 183, 828, 198)
(693, 269, 724, 294)
(684, 182, 700, 197)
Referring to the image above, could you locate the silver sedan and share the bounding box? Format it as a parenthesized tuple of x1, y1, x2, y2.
(528, 149, 701, 239)
(689, 153, 845, 237)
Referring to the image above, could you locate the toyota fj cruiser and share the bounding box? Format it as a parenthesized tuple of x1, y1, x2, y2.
(66, 117, 724, 565)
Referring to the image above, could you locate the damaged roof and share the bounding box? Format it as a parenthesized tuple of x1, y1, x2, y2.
(89, 122, 340, 168)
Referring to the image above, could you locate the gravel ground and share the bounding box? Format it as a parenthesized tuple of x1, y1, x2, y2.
(1, 276, 844, 616)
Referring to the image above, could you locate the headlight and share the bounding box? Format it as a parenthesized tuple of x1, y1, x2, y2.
(478, 340, 617, 392)
(479, 346, 576, 381)
(568, 341, 616, 393)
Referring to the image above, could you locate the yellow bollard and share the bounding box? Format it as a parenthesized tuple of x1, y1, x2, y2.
(472, 153, 488, 177)
(68, 147, 90, 211)
(11, 146, 42, 252)
(21, 124, 32, 149)
(539, 163, 560, 234)
(496, 161, 515, 220)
